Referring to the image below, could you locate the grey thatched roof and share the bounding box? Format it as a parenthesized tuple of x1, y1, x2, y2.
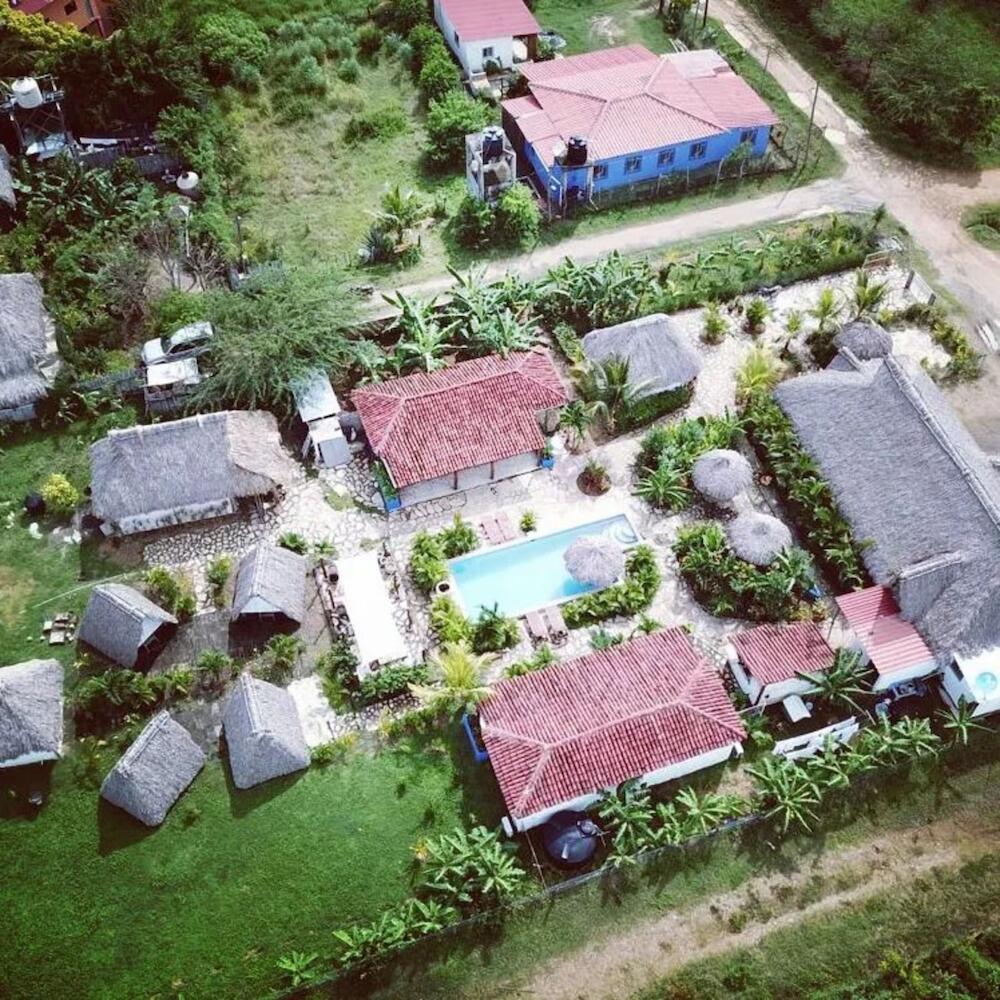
(100, 711, 205, 825)
(581, 313, 702, 398)
(222, 672, 309, 789)
(563, 534, 625, 588)
(0, 659, 63, 767)
(834, 321, 893, 361)
(0, 273, 60, 412)
(90, 411, 297, 533)
(232, 544, 308, 623)
(775, 354, 1000, 658)
(727, 512, 792, 566)
(0, 147, 14, 212)
(78, 584, 178, 668)
(692, 449, 753, 503)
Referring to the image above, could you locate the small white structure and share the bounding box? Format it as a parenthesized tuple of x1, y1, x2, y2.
(293, 370, 351, 469)
(941, 648, 1000, 718)
(144, 357, 201, 414)
(466, 127, 517, 203)
(335, 552, 408, 676)
(433, 0, 539, 78)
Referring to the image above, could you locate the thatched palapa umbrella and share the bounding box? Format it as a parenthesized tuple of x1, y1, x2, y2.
(692, 449, 753, 504)
(834, 320, 893, 361)
(563, 534, 626, 588)
(727, 512, 792, 566)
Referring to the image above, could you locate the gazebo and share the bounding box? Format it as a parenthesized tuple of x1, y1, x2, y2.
(727, 512, 792, 566)
(692, 449, 753, 504)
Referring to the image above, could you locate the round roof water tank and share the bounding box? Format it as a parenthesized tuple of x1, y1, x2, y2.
(12, 78, 43, 110)
(176, 171, 200, 195)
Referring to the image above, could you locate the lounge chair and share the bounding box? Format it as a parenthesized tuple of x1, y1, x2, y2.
(496, 512, 517, 542)
(525, 611, 549, 645)
(481, 515, 503, 546)
(545, 605, 568, 645)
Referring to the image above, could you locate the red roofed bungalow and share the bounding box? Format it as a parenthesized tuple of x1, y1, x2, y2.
(434, 0, 540, 78)
(480, 629, 746, 832)
(353, 350, 567, 508)
(502, 45, 778, 212)
(8, 0, 112, 37)
(730, 621, 836, 708)
(836, 586, 937, 692)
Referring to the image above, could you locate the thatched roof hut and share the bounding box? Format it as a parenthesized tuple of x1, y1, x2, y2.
(692, 449, 753, 504)
(563, 534, 625, 588)
(232, 544, 308, 625)
(222, 673, 309, 789)
(0, 659, 63, 768)
(0, 273, 60, 421)
(834, 321, 893, 361)
(0, 148, 14, 213)
(727, 512, 792, 566)
(775, 354, 1000, 659)
(581, 313, 702, 398)
(78, 584, 178, 670)
(90, 411, 297, 536)
(100, 712, 205, 826)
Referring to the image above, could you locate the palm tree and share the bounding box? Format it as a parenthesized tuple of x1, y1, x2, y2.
(938, 698, 989, 747)
(798, 648, 870, 715)
(374, 184, 427, 245)
(735, 345, 784, 403)
(809, 286, 842, 336)
(559, 400, 596, 451)
(851, 269, 889, 319)
(410, 642, 493, 715)
(573, 356, 651, 434)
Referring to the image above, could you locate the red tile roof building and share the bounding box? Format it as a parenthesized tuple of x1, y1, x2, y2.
(480, 630, 746, 830)
(353, 350, 566, 492)
(437, 0, 538, 42)
(732, 621, 836, 689)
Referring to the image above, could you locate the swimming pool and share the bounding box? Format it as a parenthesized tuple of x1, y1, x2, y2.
(448, 513, 640, 618)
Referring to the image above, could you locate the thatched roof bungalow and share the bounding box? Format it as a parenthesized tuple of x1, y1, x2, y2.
(775, 354, 1000, 662)
(78, 584, 178, 670)
(100, 712, 205, 826)
(0, 659, 64, 768)
(90, 411, 297, 536)
(222, 673, 309, 789)
(581, 313, 702, 399)
(232, 544, 308, 625)
(0, 273, 61, 423)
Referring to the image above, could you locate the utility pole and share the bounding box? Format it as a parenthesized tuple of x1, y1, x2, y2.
(800, 81, 820, 171)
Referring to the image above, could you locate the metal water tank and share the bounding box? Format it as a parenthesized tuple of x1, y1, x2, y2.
(566, 136, 589, 166)
(481, 126, 504, 162)
(12, 78, 43, 110)
(176, 171, 200, 196)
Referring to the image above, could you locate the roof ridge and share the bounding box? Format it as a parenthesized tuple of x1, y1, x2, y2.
(117, 712, 170, 775)
(883, 356, 1000, 532)
(100, 584, 146, 625)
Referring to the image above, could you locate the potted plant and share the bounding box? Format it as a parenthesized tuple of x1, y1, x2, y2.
(539, 441, 555, 469)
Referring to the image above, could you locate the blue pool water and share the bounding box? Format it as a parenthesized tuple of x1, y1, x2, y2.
(449, 514, 639, 618)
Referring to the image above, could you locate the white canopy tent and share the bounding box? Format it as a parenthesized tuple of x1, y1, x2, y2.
(336, 552, 408, 675)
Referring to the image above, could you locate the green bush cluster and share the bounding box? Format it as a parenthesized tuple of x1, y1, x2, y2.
(343, 105, 408, 144)
(429, 596, 473, 645)
(424, 91, 496, 170)
(505, 644, 558, 679)
(673, 521, 816, 621)
(39, 472, 80, 518)
(407, 517, 479, 594)
(144, 566, 197, 619)
(742, 392, 867, 592)
(427, 596, 518, 654)
(357, 662, 429, 705)
(205, 555, 232, 608)
(453, 185, 541, 249)
(73, 665, 199, 734)
(562, 545, 661, 628)
(370, 460, 400, 505)
(194, 11, 269, 87)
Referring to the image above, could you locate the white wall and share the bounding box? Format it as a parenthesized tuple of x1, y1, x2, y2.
(0, 748, 59, 769)
(941, 661, 1000, 718)
(511, 742, 742, 832)
(846, 637, 938, 693)
(397, 451, 539, 506)
(433, 0, 514, 76)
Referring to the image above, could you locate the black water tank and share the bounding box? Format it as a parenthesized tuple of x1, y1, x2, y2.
(482, 125, 505, 162)
(566, 135, 588, 166)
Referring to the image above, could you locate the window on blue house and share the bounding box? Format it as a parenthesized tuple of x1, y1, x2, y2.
(739, 128, 759, 145)
(624, 155, 642, 174)
(690, 141, 707, 160)
(657, 149, 675, 168)
(594, 164, 608, 180)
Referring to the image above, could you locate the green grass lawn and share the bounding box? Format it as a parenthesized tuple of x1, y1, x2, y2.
(962, 202, 1000, 252)
(533, 0, 672, 55)
(0, 728, 504, 1000)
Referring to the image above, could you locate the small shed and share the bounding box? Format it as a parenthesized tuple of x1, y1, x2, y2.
(294, 370, 351, 469)
(581, 313, 702, 399)
(222, 672, 310, 789)
(231, 544, 308, 626)
(78, 584, 178, 670)
(100, 711, 205, 826)
(729, 621, 836, 708)
(0, 659, 64, 769)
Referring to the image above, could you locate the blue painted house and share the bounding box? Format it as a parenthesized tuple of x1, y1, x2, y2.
(502, 45, 778, 210)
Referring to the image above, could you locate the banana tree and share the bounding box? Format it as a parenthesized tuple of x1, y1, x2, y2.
(798, 648, 870, 716)
(747, 755, 823, 833)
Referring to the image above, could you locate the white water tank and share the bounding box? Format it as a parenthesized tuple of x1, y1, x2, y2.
(176, 171, 200, 196)
(12, 78, 43, 110)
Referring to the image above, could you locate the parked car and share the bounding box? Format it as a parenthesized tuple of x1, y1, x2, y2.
(141, 322, 214, 366)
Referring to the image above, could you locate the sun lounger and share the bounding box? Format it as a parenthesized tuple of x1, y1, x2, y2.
(545, 606, 568, 644)
(481, 515, 503, 546)
(525, 611, 549, 645)
(496, 512, 517, 542)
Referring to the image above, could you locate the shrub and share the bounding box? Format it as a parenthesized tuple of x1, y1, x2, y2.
(495, 184, 541, 245)
(310, 733, 358, 766)
(278, 531, 309, 555)
(744, 296, 770, 335)
(430, 596, 473, 645)
(551, 322, 585, 364)
(425, 92, 494, 169)
(337, 57, 361, 83)
(357, 662, 429, 705)
(408, 531, 447, 594)
(453, 194, 495, 248)
(471, 605, 520, 654)
(343, 105, 408, 143)
(419, 49, 461, 102)
(261, 634, 304, 682)
(205, 555, 232, 608)
(562, 545, 661, 628)
(145, 566, 196, 620)
(195, 648, 235, 687)
(288, 55, 328, 96)
(519, 511, 536, 533)
(378, 0, 430, 35)
(437, 515, 478, 558)
(736, 346, 784, 403)
(355, 23, 382, 59)
(39, 472, 79, 516)
(505, 643, 557, 679)
(702, 301, 729, 344)
(195, 11, 269, 83)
